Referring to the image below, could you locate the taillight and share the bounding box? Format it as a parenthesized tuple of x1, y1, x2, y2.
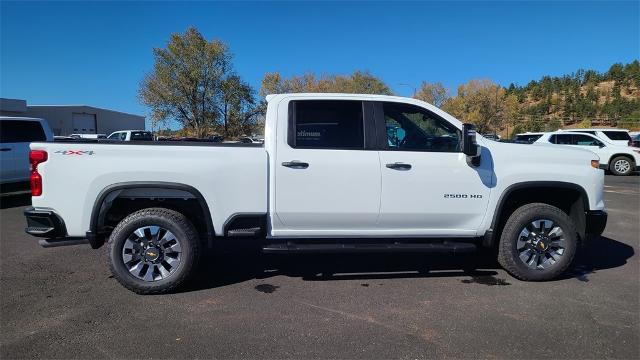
(29, 150, 47, 196)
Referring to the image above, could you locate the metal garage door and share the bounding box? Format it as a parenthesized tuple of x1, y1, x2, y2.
(72, 113, 97, 134)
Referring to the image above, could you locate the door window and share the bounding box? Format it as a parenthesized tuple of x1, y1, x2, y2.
(107, 132, 121, 140)
(382, 102, 460, 152)
(550, 134, 603, 146)
(573, 134, 604, 146)
(289, 100, 364, 149)
(0, 120, 46, 143)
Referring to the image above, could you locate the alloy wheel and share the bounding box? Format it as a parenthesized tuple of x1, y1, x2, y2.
(614, 159, 631, 174)
(122, 226, 182, 282)
(516, 219, 566, 270)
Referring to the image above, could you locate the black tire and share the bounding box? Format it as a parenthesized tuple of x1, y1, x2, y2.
(497, 203, 577, 281)
(108, 208, 200, 294)
(609, 156, 634, 176)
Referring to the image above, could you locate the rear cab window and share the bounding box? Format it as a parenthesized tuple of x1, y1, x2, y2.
(288, 100, 364, 149)
(0, 120, 46, 143)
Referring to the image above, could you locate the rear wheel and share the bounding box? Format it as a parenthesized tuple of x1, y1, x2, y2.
(610, 156, 634, 176)
(108, 208, 200, 294)
(498, 203, 577, 281)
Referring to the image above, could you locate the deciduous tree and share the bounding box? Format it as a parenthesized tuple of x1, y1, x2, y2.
(259, 71, 392, 97)
(139, 27, 259, 138)
(414, 81, 449, 108)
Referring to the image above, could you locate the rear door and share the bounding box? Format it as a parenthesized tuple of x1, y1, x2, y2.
(273, 99, 381, 236)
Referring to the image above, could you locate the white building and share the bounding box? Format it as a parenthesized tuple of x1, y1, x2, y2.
(0, 98, 145, 136)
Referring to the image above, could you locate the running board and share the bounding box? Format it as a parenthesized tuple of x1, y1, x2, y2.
(262, 241, 477, 254)
(39, 238, 90, 248)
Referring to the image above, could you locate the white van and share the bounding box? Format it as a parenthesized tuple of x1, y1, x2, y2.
(1, 117, 54, 184)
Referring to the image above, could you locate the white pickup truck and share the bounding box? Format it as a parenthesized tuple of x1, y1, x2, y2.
(24, 94, 607, 294)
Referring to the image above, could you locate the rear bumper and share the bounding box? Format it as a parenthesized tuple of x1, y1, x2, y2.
(24, 207, 89, 247)
(24, 207, 66, 238)
(585, 210, 607, 236)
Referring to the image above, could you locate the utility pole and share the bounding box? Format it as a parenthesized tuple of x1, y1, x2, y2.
(398, 83, 417, 98)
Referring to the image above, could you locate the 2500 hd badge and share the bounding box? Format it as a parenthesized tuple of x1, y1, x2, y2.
(444, 193, 483, 199)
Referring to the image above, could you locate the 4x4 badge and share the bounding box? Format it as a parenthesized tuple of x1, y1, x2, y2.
(54, 150, 95, 155)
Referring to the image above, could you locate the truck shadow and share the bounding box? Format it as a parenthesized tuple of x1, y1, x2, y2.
(183, 235, 634, 292)
(560, 236, 635, 282)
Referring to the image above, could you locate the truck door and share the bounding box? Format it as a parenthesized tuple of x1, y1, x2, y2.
(273, 99, 381, 236)
(375, 102, 492, 236)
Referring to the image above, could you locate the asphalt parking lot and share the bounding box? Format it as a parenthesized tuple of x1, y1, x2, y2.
(1, 175, 638, 359)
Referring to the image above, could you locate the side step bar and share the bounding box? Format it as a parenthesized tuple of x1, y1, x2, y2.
(227, 227, 262, 237)
(262, 241, 477, 254)
(39, 238, 90, 248)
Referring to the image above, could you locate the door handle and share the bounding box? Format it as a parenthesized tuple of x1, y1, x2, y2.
(282, 161, 309, 169)
(386, 162, 412, 170)
(0, 148, 11, 152)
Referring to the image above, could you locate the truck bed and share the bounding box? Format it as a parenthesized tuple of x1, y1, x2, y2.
(30, 141, 268, 237)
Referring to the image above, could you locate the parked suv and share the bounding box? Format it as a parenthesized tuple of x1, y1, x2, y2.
(0, 117, 53, 184)
(535, 131, 640, 175)
(561, 128, 632, 147)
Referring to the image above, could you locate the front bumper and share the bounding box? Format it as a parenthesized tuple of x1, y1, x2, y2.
(24, 207, 88, 247)
(585, 210, 607, 236)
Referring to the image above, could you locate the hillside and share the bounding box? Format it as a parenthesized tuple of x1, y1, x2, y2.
(505, 61, 640, 130)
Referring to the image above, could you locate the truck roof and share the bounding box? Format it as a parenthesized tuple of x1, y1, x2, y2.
(264, 93, 463, 128)
(266, 92, 427, 102)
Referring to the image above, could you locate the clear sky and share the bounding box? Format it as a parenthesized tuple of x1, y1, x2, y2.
(1, 1, 638, 127)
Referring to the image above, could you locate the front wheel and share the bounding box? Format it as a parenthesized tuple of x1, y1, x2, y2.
(497, 203, 577, 281)
(610, 156, 634, 176)
(108, 208, 201, 294)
